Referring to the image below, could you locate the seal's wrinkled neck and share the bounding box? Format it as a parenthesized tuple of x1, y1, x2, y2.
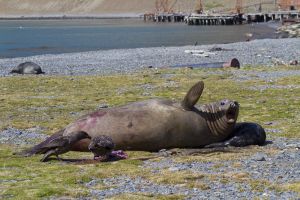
(200, 101, 239, 137)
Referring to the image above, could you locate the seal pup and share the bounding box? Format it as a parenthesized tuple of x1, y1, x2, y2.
(204, 122, 266, 148)
(88, 136, 128, 161)
(24, 81, 239, 152)
(88, 135, 115, 160)
(10, 61, 45, 74)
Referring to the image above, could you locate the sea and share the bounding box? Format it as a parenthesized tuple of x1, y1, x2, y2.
(0, 18, 278, 58)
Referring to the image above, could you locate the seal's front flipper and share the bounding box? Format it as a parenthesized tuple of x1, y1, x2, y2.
(181, 81, 204, 111)
(204, 141, 230, 148)
(40, 149, 57, 162)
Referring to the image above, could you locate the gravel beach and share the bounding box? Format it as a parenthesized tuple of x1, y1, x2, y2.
(0, 38, 299, 76)
(86, 136, 300, 200)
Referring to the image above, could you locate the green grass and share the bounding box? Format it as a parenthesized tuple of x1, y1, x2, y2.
(0, 66, 299, 199)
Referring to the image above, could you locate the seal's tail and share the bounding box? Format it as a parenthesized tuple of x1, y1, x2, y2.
(16, 130, 64, 157)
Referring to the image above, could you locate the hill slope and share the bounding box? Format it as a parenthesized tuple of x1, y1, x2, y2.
(0, 0, 277, 17)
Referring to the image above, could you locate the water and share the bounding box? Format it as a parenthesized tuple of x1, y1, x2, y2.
(0, 18, 277, 58)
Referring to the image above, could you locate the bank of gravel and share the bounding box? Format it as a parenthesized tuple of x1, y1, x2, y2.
(0, 38, 299, 76)
(85, 136, 299, 199)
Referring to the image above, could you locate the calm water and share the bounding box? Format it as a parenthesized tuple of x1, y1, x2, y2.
(0, 18, 276, 58)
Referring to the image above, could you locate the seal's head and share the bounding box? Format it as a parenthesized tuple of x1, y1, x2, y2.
(88, 135, 115, 160)
(216, 99, 239, 124)
(201, 99, 239, 136)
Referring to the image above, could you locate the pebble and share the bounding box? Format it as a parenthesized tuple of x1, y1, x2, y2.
(251, 153, 267, 161)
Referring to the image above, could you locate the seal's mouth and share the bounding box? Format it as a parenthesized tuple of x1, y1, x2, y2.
(93, 150, 128, 161)
(226, 101, 239, 123)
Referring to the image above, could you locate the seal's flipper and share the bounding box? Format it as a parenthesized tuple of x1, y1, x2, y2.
(40, 149, 57, 162)
(204, 141, 230, 148)
(181, 81, 204, 111)
(17, 130, 64, 157)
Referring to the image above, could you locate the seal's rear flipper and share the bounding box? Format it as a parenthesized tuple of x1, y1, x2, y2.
(16, 130, 64, 157)
(181, 81, 204, 111)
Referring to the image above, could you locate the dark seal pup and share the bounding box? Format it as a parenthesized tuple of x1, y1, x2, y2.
(23, 81, 239, 152)
(10, 61, 45, 74)
(205, 122, 266, 148)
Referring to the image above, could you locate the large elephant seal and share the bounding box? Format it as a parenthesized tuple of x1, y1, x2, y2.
(10, 61, 45, 74)
(24, 81, 239, 153)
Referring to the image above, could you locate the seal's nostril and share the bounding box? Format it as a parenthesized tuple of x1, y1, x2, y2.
(88, 147, 94, 151)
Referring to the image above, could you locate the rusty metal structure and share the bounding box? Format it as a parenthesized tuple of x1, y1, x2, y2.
(278, 0, 291, 10)
(194, 0, 204, 14)
(278, 0, 300, 10)
(236, 0, 243, 13)
(153, 0, 300, 15)
(155, 0, 178, 13)
(171, 58, 240, 69)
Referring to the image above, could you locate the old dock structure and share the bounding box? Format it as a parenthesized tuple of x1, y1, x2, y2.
(186, 10, 300, 25)
(144, 13, 186, 22)
(245, 10, 300, 23)
(186, 14, 243, 25)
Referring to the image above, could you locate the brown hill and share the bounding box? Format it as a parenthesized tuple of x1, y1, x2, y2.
(0, 0, 277, 17)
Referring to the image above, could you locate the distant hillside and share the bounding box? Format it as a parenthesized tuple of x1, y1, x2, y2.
(0, 0, 278, 17)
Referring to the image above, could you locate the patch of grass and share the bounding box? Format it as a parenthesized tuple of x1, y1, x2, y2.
(282, 182, 300, 197)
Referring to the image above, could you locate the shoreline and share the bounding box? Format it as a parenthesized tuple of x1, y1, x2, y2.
(0, 13, 143, 20)
(0, 38, 299, 76)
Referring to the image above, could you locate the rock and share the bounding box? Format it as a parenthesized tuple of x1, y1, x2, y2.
(286, 143, 300, 149)
(86, 180, 98, 187)
(98, 104, 109, 109)
(289, 60, 298, 65)
(251, 153, 267, 161)
(168, 167, 180, 172)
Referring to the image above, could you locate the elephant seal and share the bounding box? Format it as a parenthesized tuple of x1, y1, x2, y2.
(10, 61, 45, 74)
(205, 122, 266, 148)
(24, 81, 239, 153)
